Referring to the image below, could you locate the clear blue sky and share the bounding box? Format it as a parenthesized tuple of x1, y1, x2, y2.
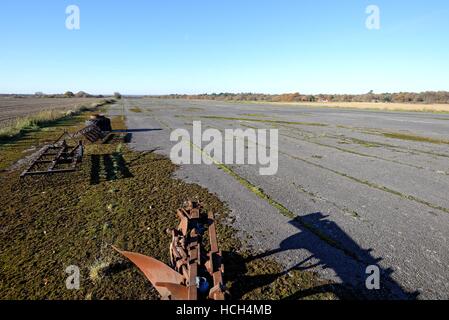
(1, 0, 448, 95)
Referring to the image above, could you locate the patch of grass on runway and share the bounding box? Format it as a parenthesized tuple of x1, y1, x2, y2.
(129, 107, 143, 113)
(346, 137, 448, 157)
(185, 107, 204, 112)
(381, 132, 449, 144)
(240, 113, 267, 118)
(199, 115, 328, 127)
(346, 137, 383, 148)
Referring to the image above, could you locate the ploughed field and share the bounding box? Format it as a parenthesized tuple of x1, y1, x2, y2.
(0, 96, 103, 128)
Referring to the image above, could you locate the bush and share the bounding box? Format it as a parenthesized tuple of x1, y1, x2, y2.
(75, 91, 91, 98)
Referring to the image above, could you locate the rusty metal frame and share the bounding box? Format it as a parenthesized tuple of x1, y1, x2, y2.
(72, 124, 107, 143)
(19, 115, 115, 178)
(20, 137, 84, 178)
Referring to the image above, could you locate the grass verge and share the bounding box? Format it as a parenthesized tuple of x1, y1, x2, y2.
(0, 100, 115, 171)
(0, 99, 115, 141)
(230, 100, 449, 113)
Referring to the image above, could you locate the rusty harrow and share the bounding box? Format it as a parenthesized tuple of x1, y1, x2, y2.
(113, 201, 226, 300)
(20, 115, 113, 178)
(20, 132, 84, 178)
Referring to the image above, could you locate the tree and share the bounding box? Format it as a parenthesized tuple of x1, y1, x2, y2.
(75, 91, 89, 98)
(307, 95, 316, 102)
(382, 93, 392, 103)
(64, 91, 75, 98)
(114, 92, 122, 99)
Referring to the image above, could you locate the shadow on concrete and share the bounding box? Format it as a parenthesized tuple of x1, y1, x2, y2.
(224, 250, 356, 300)
(241, 212, 420, 300)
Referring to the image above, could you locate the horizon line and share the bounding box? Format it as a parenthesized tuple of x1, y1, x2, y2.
(2, 90, 449, 96)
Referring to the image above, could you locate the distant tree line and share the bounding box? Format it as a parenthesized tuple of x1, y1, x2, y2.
(33, 91, 104, 98)
(0, 91, 124, 99)
(150, 91, 449, 104)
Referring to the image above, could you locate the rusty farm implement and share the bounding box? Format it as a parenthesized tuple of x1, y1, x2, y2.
(113, 201, 226, 300)
(20, 132, 84, 178)
(20, 114, 112, 178)
(74, 114, 112, 142)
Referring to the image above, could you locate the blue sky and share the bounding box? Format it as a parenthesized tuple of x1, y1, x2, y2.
(1, 0, 448, 95)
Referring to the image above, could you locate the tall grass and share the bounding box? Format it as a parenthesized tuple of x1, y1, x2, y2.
(0, 99, 115, 140)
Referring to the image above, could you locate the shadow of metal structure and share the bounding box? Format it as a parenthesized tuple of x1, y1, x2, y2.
(90, 152, 133, 185)
(245, 212, 420, 300)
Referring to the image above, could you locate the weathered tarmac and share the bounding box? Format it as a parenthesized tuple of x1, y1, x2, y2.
(108, 98, 449, 299)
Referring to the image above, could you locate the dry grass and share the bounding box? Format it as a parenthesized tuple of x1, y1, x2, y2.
(0, 97, 106, 126)
(0, 100, 113, 140)
(269, 101, 449, 113)
(89, 259, 112, 283)
(381, 132, 449, 144)
(0, 110, 64, 138)
(129, 107, 143, 113)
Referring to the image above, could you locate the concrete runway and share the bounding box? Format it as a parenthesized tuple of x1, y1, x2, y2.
(109, 98, 449, 299)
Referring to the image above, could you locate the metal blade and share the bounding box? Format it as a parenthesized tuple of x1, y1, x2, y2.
(112, 246, 185, 299)
(155, 282, 189, 300)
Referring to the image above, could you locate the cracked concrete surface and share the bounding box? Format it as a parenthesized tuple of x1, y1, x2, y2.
(108, 98, 449, 299)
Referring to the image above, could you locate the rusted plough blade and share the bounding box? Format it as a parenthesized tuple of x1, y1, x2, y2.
(112, 247, 188, 300)
(114, 201, 225, 300)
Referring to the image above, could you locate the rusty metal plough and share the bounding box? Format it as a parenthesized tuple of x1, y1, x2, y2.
(113, 201, 226, 300)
